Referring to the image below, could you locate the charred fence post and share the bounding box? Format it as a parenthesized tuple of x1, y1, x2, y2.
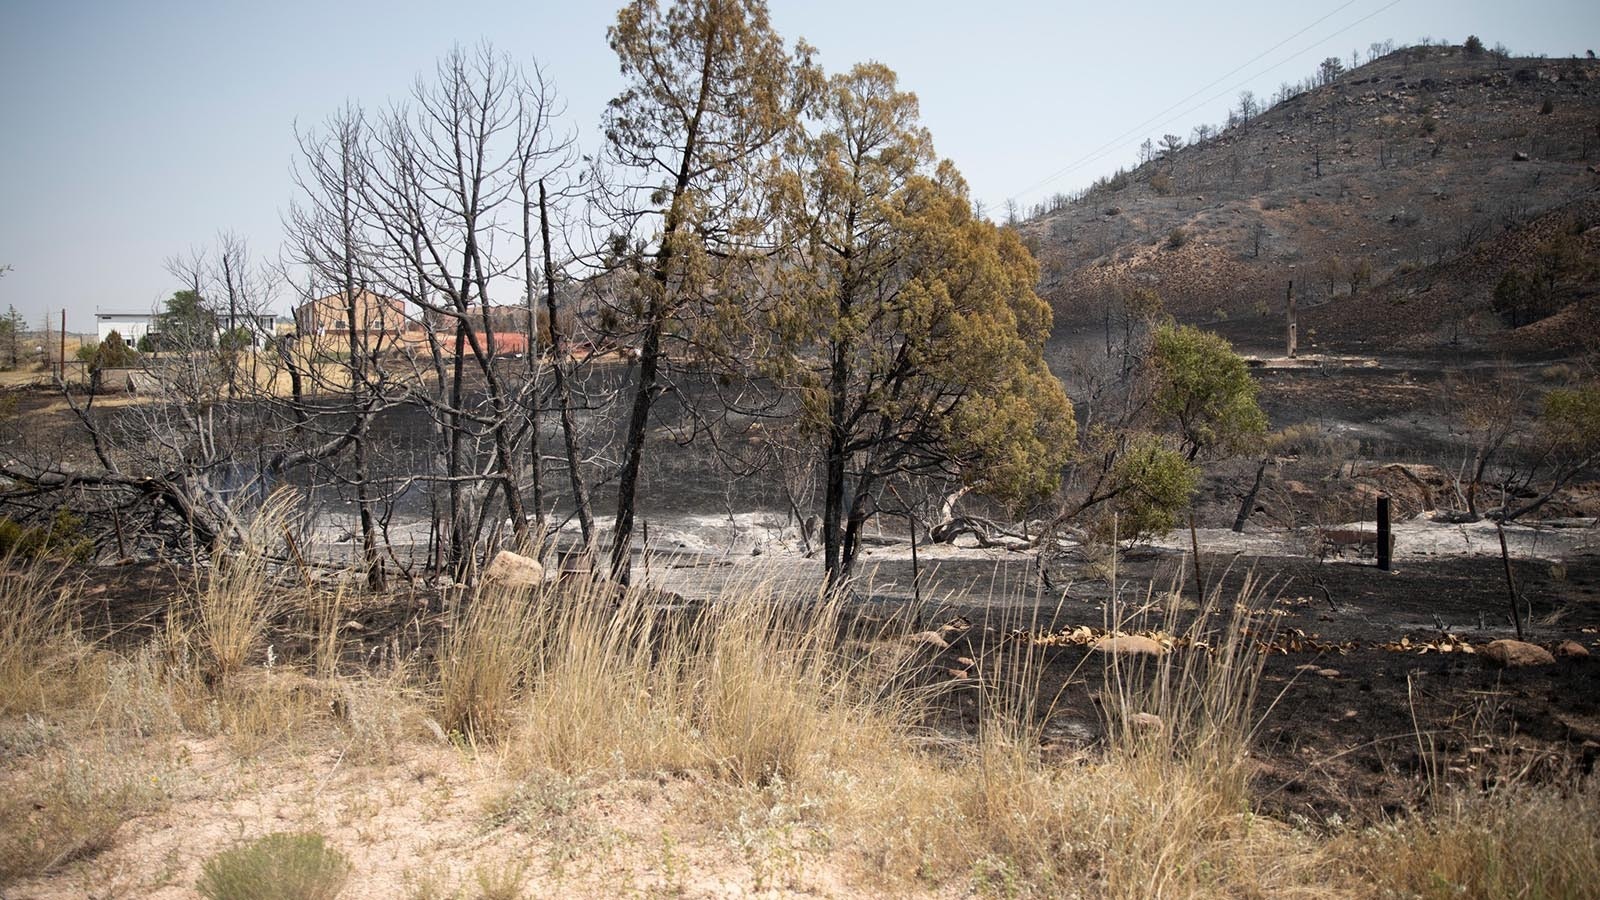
(1376, 495, 1392, 571)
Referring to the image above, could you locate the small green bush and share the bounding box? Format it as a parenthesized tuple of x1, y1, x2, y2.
(0, 511, 93, 564)
(1166, 227, 1190, 249)
(197, 832, 350, 900)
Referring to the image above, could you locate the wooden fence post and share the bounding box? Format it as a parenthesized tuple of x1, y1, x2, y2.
(1376, 495, 1392, 571)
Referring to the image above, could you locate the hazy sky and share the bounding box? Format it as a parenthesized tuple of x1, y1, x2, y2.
(2, 0, 1595, 327)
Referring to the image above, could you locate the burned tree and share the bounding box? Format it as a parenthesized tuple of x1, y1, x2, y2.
(596, 0, 817, 581)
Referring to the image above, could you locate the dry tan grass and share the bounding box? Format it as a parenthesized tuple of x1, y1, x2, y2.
(1328, 780, 1600, 898)
(2, 532, 1597, 897)
(189, 497, 303, 681)
(0, 556, 104, 717)
(0, 730, 173, 884)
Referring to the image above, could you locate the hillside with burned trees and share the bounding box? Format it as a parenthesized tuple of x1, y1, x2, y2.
(1023, 41, 1600, 353)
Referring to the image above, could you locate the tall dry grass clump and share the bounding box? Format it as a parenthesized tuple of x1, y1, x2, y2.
(821, 575, 1330, 897)
(190, 496, 302, 680)
(438, 580, 541, 740)
(447, 559, 1331, 895)
(1331, 773, 1600, 896)
(441, 567, 911, 787)
(0, 555, 97, 716)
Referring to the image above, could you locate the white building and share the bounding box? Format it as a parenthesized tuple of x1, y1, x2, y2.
(94, 309, 283, 349)
(94, 309, 159, 346)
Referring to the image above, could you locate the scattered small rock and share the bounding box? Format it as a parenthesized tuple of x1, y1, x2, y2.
(1512, 150, 1530, 161)
(1553, 640, 1590, 661)
(904, 631, 950, 650)
(1092, 635, 1165, 657)
(1129, 712, 1164, 735)
(1479, 639, 1555, 669)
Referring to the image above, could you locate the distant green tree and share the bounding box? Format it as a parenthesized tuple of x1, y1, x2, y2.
(1491, 231, 1597, 326)
(1464, 34, 1485, 56)
(77, 330, 137, 391)
(1148, 322, 1268, 461)
(218, 326, 254, 352)
(157, 289, 217, 350)
(0, 304, 24, 369)
(1102, 431, 1198, 542)
(1502, 383, 1600, 520)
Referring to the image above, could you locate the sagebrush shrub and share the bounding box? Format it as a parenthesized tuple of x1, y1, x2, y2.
(197, 832, 350, 900)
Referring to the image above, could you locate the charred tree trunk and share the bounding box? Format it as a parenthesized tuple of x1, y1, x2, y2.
(521, 183, 547, 544)
(1285, 280, 1298, 359)
(610, 305, 663, 584)
(448, 321, 469, 576)
(540, 180, 594, 553)
(1233, 459, 1268, 532)
(822, 316, 852, 588)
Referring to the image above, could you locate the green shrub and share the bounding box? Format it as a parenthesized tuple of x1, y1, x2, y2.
(1166, 227, 1190, 249)
(1099, 433, 1197, 543)
(197, 832, 350, 900)
(0, 511, 93, 564)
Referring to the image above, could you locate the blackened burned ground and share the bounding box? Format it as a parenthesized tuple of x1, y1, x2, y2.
(68, 547, 1600, 827)
(861, 549, 1600, 824)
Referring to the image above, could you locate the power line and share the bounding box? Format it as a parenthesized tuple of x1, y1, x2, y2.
(998, 0, 1405, 212)
(1003, 0, 1361, 203)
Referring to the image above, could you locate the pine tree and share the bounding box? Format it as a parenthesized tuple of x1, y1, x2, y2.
(601, 0, 819, 581)
(0, 305, 25, 370)
(771, 64, 1074, 584)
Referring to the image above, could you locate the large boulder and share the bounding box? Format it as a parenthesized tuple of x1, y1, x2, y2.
(482, 550, 545, 588)
(1479, 639, 1556, 669)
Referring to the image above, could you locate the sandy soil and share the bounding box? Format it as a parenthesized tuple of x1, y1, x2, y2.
(4, 734, 908, 899)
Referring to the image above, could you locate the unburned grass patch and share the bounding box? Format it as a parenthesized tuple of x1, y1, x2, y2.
(0, 745, 171, 883)
(1329, 780, 1600, 898)
(196, 831, 351, 900)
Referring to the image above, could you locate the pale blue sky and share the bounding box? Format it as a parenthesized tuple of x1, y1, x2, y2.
(1, 0, 1595, 327)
